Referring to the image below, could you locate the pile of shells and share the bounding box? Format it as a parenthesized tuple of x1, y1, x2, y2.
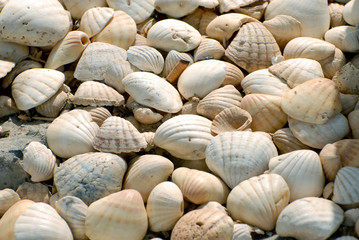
(1, 0, 359, 239)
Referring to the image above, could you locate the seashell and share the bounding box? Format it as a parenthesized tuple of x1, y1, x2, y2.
(133, 107, 163, 125)
(123, 154, 174, 202)
(142, 132, 155, 151)
(22, 141, 56, 182)
(267, 150, 325, 201)
(232, 223, 255, 240)
(198, 0, 219, 8)
(273, 128, 311, 154)
(16, 182, 51, 203)
(276, 197, 344, 239)
(63, 0, 107, 19)
(332, 55, 359, 95)
(107, 0, 154, 24)
(263, 15, 303, 49)
(146, 181, 184, 232)
(211, 106, 252, 135)
(0, 0, 9, 11)
(103, 59, 133, 94)
(218, 0, 259, 13)
(154, 114, 213, 160)
(171, 207, 234, 240)
(329, 3, 346, 28)
(46, 109, 99, 158)
(14, 202, 73, 240)
(281, 78, 342, 124)
(85, 189, 148, 240)
(0, 0, 71, 47)
(197, 201, 227, 215)
(323, 182, 334, 199)
(133, 33, 148, 46)
(343, 0, 359, 26)
(227, 173, 289, 231)
(82, 106, 112, 126)
(0, 95, 19, 118)
(172, 167, 230, 205)
(147, 19, 201, 52)
(123, 72, 183, 113)
(0, 41, 28, 63)
(92, 11, 137, 50)
(357, 221, 359, 238)
(334, 236, 359, 240)
(332, 166, 359, 208)
(79, 7, 114, 38)
(196, 85, 242, 120)
(229, 0, 268, 20)
(241, 69, 290, 96)
(154, 0, 198, 18)
(194, 36, 225, 62)
(325, 26, 359, 53)
(225, 21, 282, 73)
(45, 31, 90, 70)
(55, 196, 88, 240)
(320, 139, 359, 181)
(172, 158, 211, 173)
(127, 46, 164, 74)
(54, 152, 127, 205)
(137, 17, 157, 36)
(241, 94, 287, 133)
(93, 116, 147, 153)
(349, 109, 359, 138)
(0, 60, 15, 79)
(0, 189, 20, 216)
(205, 131, 278, 188)
(288, 114, 350, 149)
(182, 8, 218, 35)
(74, 42, 127, 81)
(343, 208, 359, 227)
(222, 62, 244, 87)
(180, 99, 199, 115)
(268, 58, 324, 88)
(162, 50, 193, 77)
(49, 193, 60, 209)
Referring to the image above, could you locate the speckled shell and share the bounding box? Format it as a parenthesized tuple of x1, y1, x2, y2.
(11, 68, 65, 111)
(328, 3, 346, 28)
(85, 189, 148, 240)
(0, 42, 29, 63)
(349, 109, 359, 139)
(332, 166, 359, 207)
(276, 197, 344, 240)
(325, 26, 359, 53)
(162, 50, 193, 77)
(273, 128, 311, 154)
(205, 131, 278, 188)
(182, 8, 218, 35)
(107, 0, 154, 24)
(332, 54, 359, 94)
(154, 114, 213, 160)
(0, 60, 15, 79)
(79, 7, 114, 38)
(227, 174, 289, 231)
(193, 36, 225, 62)
(343, 0, 359, 26)
(16, 182, 51, 203)
(127, 46, 164, 74)
(0, 95, 19, 118)
(0, 189, 20, 216)
(103, 59, 133, 94)
(154, 0, 198, 18)
(46, 109, 99, 158)
(83, 106, 112, 126)
(123, 154, 174, 202)
(63, 0, 107, 19)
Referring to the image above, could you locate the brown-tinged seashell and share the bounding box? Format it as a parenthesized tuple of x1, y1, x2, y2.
(63, 0, 107, 19)
(103, 58, 133, 94)
(82, 106, 112, 127)
(343, 208, 359, 227)
(133, 107, 163, 125)
(79, 7, 114, 38)
(123, 154, 174, 202)
(222, 62, 244, 87)
(349, 109, 359, 138)
(180, 98, 199, 115)
(0, 189, 20, 216)
(16, 182, 51, 203)
(127, 45, 164, 74)
(0, 60, 15, 79)
(356, 221, 359, 238)
(0, 95, 19, 118)
(85, 189, 148, 240)
(0, 0, 9, 11)
(325, 26, 359, 53)
(142, 131, 155, 151)
(272, 128, 311, 154)
(194, 36, 225, 62)
(136, 17, 156, 36)
(329, 3, 346, 28)
(162, 50, 193, 77)
(154, 0, 198, 18)
(227, 173, 290, 231)
(343, 0, 359, 26)
(0, 41, 28, 63)
(332, 166, 359, 208)
(323, 182, 334, 199)
(133, 33, 148, 46)
(182, 8, 218, 35)
(332, 54, 359, 94)
(107, 0, 154, 24)
(49, 193, 60, 209)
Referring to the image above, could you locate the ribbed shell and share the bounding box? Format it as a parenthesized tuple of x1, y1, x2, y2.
(343, 0, 359, 26)
(227, 174, 290, 231)
(194, 37, 225, 62)
(107, 0, 154, 24)
(349, 109, 359, 139)
(146, 181, 184, 232)
(123, 154, 174, 202)
(0, 189, 20, 216)
(182, 8, 218, 35)
(83, 106, 112, 126)
(205, 131, 278, 188)
(222, 62, 244, 87)
(154, 0, 198, 18)
(154, 114, 213, 160)
(0, 60, 15, 78)
(332, 166, 359, 207)
(333, 54, 359, 95)
(54, 152, 127, 205)
(343, 208, 359, 227)
(11, 68, 65, 111)
(103, 59, 133, 94)
(16, 182, 51, 203)
(325, 26, 359, 53)
(276, 197, 344, 240)
(79, 7, 114, 38)
(323, 182, 334, 199)
(162, 50, 193, 77)
(127, 46, 164, 74)
(273, 128, 311, 154)
(63, 0, 107, 19)
(232, 223, 253, 240)
(196, 85, 242, 120)
(2, 60, 42, 89)
(329, 3, 346, 28)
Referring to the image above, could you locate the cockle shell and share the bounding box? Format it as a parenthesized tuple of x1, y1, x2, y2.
(332, 166, 359, 208)
(103, 59, 133, 94)
(162, 50, 193, 77)
(232, 223, 255, 240)
(127, 46, 164, 74)
(85, 189, 148, 240)
(0, 60, 15, 79)
(193, 36, 225, 62)
(343, 208, 359, 227)
(0, 95, 19, 118)
(227, 174, 289, 231)
(154, 114, 213, 160)
(63, 0, 107, 19)
(154, 0, 198, 18)
(107, 0, 154, 24)
(222, 62, 244, 87)
(16, 182, 51, 203)
(79, 7, 114, 38)
(0, 41, 28, 63)
(325, 26, 359, 53)
(272, 128, 311, 154)
(0, 189, 20, 216)
(343, 0, 359, 26)
(349, 109, 359, 139)
(205, 131, 278, 188)
(328, 3, 346, 28)
(332, 54, 359, 94)
(276, 197, 344, 240)
(83, 106, 112, 126)
(182, 8, 218, 35)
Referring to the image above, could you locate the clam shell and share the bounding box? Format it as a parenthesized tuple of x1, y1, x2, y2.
(85, 189, 148, 240)
(198, 0, 218, 8)
(276, 197, 344, 240)
(349, 109, 359, 139)
(2, 60, 42, 89)
(205, 131, 278, 188)
(332, 166, 359, 207)
(328, 3, 346, 28)
(273, 128, 311, 154)
(193, 36, 225, 62)
(154, 0, 198, 18)
(107, 0, 154, 24)
(325, 26, 359, 53)
(127, 46, 164, 74)
(343, 0, 359, 26)
(182, 8, 218, 35)
(133, 106, 163, 125)
(0, 60, 15, 79)
(221, 62, 244, 87)
(0, 189, 20, 216)
(343, 208, 359, 227)
(332, 55, 359, 94)
(0, 95, 19, 118)
(79, 7, 114, 38)
(154, 114, 213, 160)
(227, 173, 290, 231)
(82, 106, 112, 126)
(0, 41, 28, 63)
(16, 182, 51, 203)
(63, 0, 107, 19)
(146, 181, 184, 232)
(103, 59, 133, 94)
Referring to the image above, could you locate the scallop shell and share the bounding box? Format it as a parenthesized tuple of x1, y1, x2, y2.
(182, 8, 218, 35)
(154, 114, 213, 160)
(82, 106, 112, 126)
(332, 166, 359, 207)
(146, 181, 184, 232)
(343, 0, 359, 26)
(147, 19, 201, 52)
(11, 68, 65, 111)
(16, 182, 51, 203)
(0, 189, 20, 216)
(0, 41, 28, 63)
(0, 95, 19, 118)
(332, 55, 359, 94)
(162, 50, 193, 77)
(205, 131, 278, 188)
(276, 197, 344, 240)
(349, 109, 359, 139)
(103, 59, 133, 94)
(63, 0, 107, 19)
(154, 0, 198, 18)
(107, 0, 154, 24)
(123, 154, 174, 202)
(325, 26, 359, 53)
(222, 62, 244, 87)
(85, 189, 148, 240)
(273, 128, 311, 154)
(343, 208, 359, 227)
(0, 60, 15, 79)
(127, 46, 164, 74)
(194, 36, 225, 62)
(79, 7, 114, 38)
(329, 3, 346, 28)
(22, 141, 56, 182)
(232, 223, 254, 240)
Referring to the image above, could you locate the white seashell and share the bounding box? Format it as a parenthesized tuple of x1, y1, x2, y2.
(343, 0, 359, 26)
(16, 182, 51, 203)
(222, 62, 244, 87)
(0, 41, 29, 63)
(0, 60, 15, 79)
(349, 109, 359, 139)
(103, 59, 133, 94)
(328, 3, 346, 28)
(182, 8, 218, 35)
(194, 36, 225, 62)
(127, 46, 164, 74)
(82, 106, 112, 127)
(154, 0, 198, 18)
(0, 189, 20, 217)
(162, 50, 193, 77)
(198, 0, 218, 8)
(2, 60, 42, 89)
(133, 106, 163, 125)
(272, 128, 311, 154)
(343, 208, 359, 227)
(0, 0, 9, 11)
(79, 7, 114, 38)
(107, 0, 154, 24)
(332, 166, 359, 207)
(325, 26, 359, 53)
(133, 33, 148, 46)
(142, 131, 156, 151)
(232, 223, 254, 240)
(63, 0, 107, 19)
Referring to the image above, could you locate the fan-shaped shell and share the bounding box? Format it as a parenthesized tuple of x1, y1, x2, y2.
(154, 0, 198, 18)
(332, 55, 359, 94)
(2, 60, 42, 89)
(332, 166, 359, 207)
(63, 0, 107, 19)
(127, 46, 164, 74)
(232, 223, 254, 240)
(182, 8, 218, 35)
(0, 189, 20, 216)
(222, 62, 244, 87)
(205, 131, 278, 188)
(343, 208, 359, 227)
(325, 26, 359, 53)
(0, 60, 15, 79)
(16, 182, 51, 203)
(329, 3, 346, 28)
(103, 59, 133, 94)
(343, 0, 359, 26)
(162, 50, 193, 77)
(273, 128, 311, 154)
(0, 42, 28, 63)
(79, 7, 114, 38)
(194, 37, 225, 62)
(107, 0, 154, 24)
(349, 109, 359, 139)
(83, 106, 112, 126)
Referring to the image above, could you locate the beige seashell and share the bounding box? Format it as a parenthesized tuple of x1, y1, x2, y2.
(133, 33, 148, 46)
(332, 166, 359, 207)
(123, 154, 174, 202)
(85, 189, 148, 240)
(55, 196, 89, 240)
(222, 62, 244, 87)
(288, 114, 350, 149)
(16, 182, 51, 203)
(127, 46, 164, 74)
(329, 3, 346, 28)
(230, 0, 268, 20)
(349, 109, 359, 138)
(198, 0, 219, 8)
(0, 95, 19, 118)
(22, 141, 56, 182)
(136, 17, 157, 36)
(79, 7, 114, 38)
(49, 193, 60, 209)
(92, 11, 137, 50)
(146, 181, 184, 232)
(147, 19, 201, 52)
(0, 0, 9, 11)
(133, 107, 163, 125)
(142, 131, 156, 151)
(182, 8, 218, 35)
(273, 128, 311, 154)
(82, 106, 112, 126)
(0, 41, 29, 63)
(218, 0, 260, 13)
(325, 26, 359, 53)
(323, 182, 334, 199)
(46, 109, 99, 158)
(196, 85, 243, 120)
(172, 167, 230, 205)
(343, 0, 359, 26)
(332, 54, 359, 94)
(268, 58, 324, 88)
(0, 189, 20, 216)
(180, 98, 199, 115)
(154, 114, 213, 160)
(227, 173, 289, 231)
(63, 0, 107, 18)
(267, 150, 325, 201)
(107, 0, 154, 24)
(74, 42, 127, 81)
(103, 59, 133, 94)
(343, 208, 359, 227)
(0, 60, 15, 79)
(340, 93, 359, 115)
(154, 0, 198, 18)
(232, 223, 255, 240)
(162, 50, 193, 77)
(205, 131, 278, 188)
(276, 197, 344, 239)
(194, 36, 225, 62)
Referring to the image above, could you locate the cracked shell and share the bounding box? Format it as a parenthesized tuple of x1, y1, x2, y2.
(162, 50, 193, 77)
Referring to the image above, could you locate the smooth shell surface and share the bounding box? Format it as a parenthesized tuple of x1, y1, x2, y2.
(16, 182, 51, 203)
(79, 7, 114, 38)
(107, 0, 154, 23)
(63, 0, 107, 19)
(325, 26, 359, 53)
(0, 189, 20, 216)
(154, 0, 198, 18)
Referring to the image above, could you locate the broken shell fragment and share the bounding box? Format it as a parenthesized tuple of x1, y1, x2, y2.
(79, 7, 114, 38)
(0, 60, 15, 79)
